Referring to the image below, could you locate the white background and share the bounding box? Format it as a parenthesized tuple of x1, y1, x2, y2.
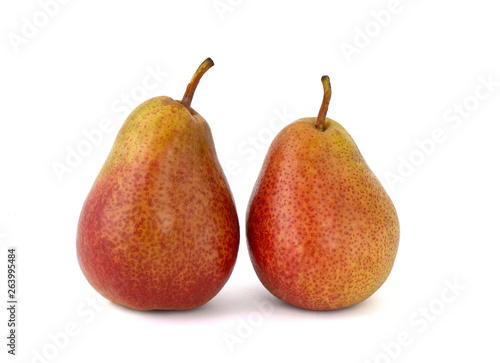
(1, 0, 500, 362)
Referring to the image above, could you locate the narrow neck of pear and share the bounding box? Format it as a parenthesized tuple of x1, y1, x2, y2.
(315, 76, 331, 131)
(181, 58, 215, 108)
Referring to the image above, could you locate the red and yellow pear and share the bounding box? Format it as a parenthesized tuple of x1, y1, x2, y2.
(246, 76, 399, 310)
(77, 58, 239, 310)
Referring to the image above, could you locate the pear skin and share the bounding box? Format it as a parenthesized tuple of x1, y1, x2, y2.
(246, 76, 399, 310)
(77, 59, 239, 310)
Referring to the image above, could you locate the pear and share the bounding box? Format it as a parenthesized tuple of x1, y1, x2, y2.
(246, 76, 399, 310)
(77, 58, 239, 310)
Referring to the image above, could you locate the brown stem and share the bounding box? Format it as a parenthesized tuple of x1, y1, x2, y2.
(315, 75, 331, 130)
(181, 58, 214, 108)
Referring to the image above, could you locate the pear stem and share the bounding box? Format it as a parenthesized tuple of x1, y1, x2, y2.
(181, 58, 214, 108)
(315, 75, 331, 130)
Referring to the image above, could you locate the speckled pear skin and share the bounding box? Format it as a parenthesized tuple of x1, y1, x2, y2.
(77, 96, 239, 310)
(246, 117, 399, 310)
